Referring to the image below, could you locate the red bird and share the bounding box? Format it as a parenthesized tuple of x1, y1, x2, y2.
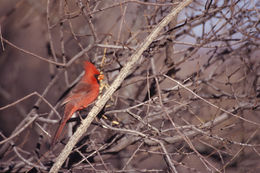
(52, 61, 103, 144)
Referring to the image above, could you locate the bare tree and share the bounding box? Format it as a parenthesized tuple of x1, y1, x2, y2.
(0, 0, 259, 172)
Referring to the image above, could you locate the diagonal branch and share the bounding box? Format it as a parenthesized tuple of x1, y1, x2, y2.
(49, 1, 194, 172)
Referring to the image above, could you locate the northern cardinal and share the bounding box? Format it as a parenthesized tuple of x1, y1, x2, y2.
(52, 61, 103, 145)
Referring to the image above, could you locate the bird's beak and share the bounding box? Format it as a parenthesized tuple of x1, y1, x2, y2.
(98, 73, 104, 81)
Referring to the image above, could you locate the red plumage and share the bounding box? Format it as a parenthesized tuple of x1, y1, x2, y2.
(52, 61, 102, 145)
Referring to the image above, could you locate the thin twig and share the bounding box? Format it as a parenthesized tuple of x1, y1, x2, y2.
(49, 1, 194, 172)
(164, 74, 260, 127)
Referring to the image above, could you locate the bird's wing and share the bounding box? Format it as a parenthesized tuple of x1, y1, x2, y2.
(61, 82, 94, 106)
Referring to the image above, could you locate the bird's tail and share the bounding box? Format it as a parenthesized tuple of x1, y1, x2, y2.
(52, 104, 75, 146)
(52, 120, 67, 146)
